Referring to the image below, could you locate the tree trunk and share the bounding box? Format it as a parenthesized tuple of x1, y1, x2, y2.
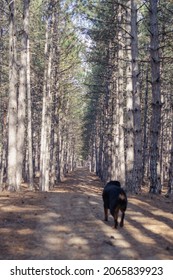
(7, 0, 17, 191)
(0, 111, 7, 186)
(125, 1, 134, 190)
(142, 65, 149, 182)
(117, 4, 125, 187)
(26, 0, 33, 190)
(149, 0, 161, 193)
(167, 105, 173, 195)
(39, 7, 54, 191)
(16, 0, 29, 189)
(131, 0, 142, 191)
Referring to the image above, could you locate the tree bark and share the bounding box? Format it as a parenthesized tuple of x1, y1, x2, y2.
(16, 0, 29, 189)
(26, 0, 33, 190)
(131, 0, 142, 191)
(125, 1, 134, 190)
(39, 5, 54, 191)
(117, 3, 125, 187)
(7, 0, 17, 191)
(149, 0, 161, 193)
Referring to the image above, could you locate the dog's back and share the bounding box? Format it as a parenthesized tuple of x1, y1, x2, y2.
(102, 180, 127, 228)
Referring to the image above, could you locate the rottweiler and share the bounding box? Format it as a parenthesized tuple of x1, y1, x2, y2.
(102, 180, 127, 228)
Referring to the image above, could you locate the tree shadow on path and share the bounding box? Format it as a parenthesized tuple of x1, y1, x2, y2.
(0, 168, 173, 259)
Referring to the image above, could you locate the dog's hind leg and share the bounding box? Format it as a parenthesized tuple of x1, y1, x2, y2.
(113, 207, 119, 228)
(120, 211, 125, 227)
(104, 207, 108, 221)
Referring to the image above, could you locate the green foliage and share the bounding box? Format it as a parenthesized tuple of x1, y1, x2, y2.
(80, 0, 116, 159)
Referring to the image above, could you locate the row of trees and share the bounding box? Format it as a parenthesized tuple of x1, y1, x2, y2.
(1, 0, 173, 194)
(82, 0, 173, 194)
(0, 0, 84, 191)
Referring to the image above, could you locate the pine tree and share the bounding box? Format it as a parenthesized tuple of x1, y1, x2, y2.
(7, 0, 18, 191)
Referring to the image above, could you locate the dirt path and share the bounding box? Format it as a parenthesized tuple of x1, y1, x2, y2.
(0, 168, 173, 259)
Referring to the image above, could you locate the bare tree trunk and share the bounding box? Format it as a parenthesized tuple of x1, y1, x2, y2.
(111, 93, 117, 180)
(142, 65, 149, 181)
(0, 111, 7, 187)
(109, 38, 118, 181)
(26, 0, 33, 190)
(104, 80, 112, 182)
(50, 127, 58, 188)
(125, 1, 134, 190)
(7, 0, 17, 191)
(167, 105, 173, 195)
(39, 8, 54, 191)
(39, 18, 49, 190)
(149, 0, 161, 193)
(58, 126, 65, 181)
(16, 0, 29, 189)
(131, 0, 142, 191)
(43, 44, 53, 190)
(39, 21, 53, 191)
(117, 4, 125, 187)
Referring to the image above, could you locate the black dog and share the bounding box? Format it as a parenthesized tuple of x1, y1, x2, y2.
(102, 180, 127, 228)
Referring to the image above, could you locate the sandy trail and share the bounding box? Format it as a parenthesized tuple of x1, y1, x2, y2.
(0, 168, 173, 259)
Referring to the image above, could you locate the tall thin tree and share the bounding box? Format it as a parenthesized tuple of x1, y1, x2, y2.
(149, 0, 162, 193)
(7, 0, 18, 191)
(16, 0, 29, 189)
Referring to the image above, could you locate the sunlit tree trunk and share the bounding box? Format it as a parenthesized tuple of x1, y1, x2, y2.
(117, 4, 125, 187)
(39, 5, 54, 191)
(7, 0, 17, 191)
(125, 1, 134, 190)
(50, 2, 60, 187)
(131, 0, 142, 191)
(149, 0, 161, 193)
(39, 15, 49, 191)
(26, 0, 33, 190)
(16, 0, 29, 189)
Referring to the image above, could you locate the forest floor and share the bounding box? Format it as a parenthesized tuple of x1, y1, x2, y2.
(0, 168, 173, 260)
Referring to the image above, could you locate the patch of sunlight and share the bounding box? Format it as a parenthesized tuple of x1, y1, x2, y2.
(126, 222, 156, 245)
(130, 198, 152, 207)
(45, 243, 63, 251)
(99, 222, 134, 248)
(17, 228, 34, 235)
(56, 225, 71, 233)
(44, 236, 63, 245)
(0, 196, 11, 201)
(76, 200, 86, 205)
(39, 212, 61, 223)
(55, 189, 73, 193)
(114, 237, 132, 248)
(90, 201, 99, 206)
(68, 236, 89, 246)
(119, 248, 139, 259)
(108, 227, 153, 259)
(143, 222, 173, 242)
(83, 188, 101, 197)
(129, 215, 153, 223)
(127, 210, 143, 216)
(1, 205, 44, 212)
(45, 225, 63, 232)
(42, 233, 65, 251)
(101, 219, 156, 247)
(45, 212, 61, 218)
(152, 209, 173, 220)
(0, 228, 11, 233)
(10, 245, 25, 254)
